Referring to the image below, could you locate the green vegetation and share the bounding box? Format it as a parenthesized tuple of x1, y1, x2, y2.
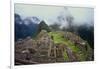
(49, 31, 80, 52)
(38, 21, 51, 33)
(63, 50, 69, 61)
(48, 31, 90, 61)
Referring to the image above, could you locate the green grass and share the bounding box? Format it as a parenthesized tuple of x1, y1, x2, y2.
(48, 31, 88, 61)
(63, 50, 69, 61)
(49, 32, 80, 52)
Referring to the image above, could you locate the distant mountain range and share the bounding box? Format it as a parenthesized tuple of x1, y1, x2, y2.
(15, 14, 39, 41)
(15, 14, 51, 41)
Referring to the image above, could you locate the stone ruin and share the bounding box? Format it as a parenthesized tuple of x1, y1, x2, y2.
(15, 30, 70, 65)
(15, 30, 89, 65)
(64, 32, 87, 51)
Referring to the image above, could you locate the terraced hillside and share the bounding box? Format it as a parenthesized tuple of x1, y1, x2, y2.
(15, 30, 93, 65)
(48, 31, 93, 61)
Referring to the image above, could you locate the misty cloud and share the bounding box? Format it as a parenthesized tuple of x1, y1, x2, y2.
(15, 4, 94, 28)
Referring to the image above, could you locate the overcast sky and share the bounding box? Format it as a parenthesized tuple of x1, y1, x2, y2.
(15, 4, 94, 27)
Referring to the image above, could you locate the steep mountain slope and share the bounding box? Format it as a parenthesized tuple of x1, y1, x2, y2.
(15, 14, 39, 41)
(37, 20, 51, 33)
(15, 30, 93, 65)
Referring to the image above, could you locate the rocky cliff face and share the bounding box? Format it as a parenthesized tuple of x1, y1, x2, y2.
(15, 30, 93, 65)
